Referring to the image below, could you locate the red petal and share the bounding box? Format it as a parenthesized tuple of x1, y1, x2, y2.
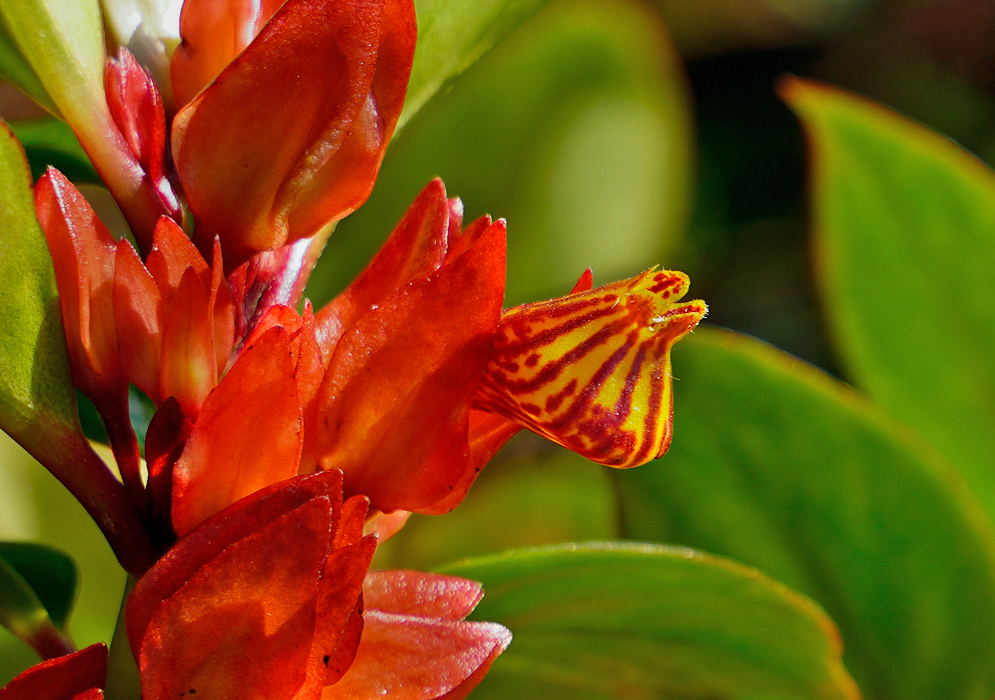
(170, 0, 285, 109)
(138, 499, 330, 700)
(34, 169, 123, 398)
(105, 48, 178, 244)
(313, 222, 505, 514)
(474, 269, 707, 467)
(315, 179, 451, 353)
(570, 268, 594, 294)
(322, 612, 510, 700)
(158, 266, 218, 417)
(113, 239, 162, 402)
(0, 644, 107, 700)
(129, 472, 371, 700)
(172, 0, 415, 268)
(171, 325, 304, 536)
(363, 571, 483, 621)
(145, 217, 212, 302)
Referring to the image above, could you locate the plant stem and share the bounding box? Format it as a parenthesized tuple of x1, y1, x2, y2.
(105, 575, 141, 700)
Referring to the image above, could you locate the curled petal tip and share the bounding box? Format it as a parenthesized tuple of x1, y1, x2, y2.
(475, 268, 706, 468)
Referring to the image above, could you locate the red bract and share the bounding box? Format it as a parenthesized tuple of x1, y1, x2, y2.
(0, 644, 107, 700)
(171, 0, 416, 268)
(323, 571, 512, 700)
(128, 471, 375, 700)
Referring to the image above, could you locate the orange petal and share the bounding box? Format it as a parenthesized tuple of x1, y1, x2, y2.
(171, 326, 303, 536)
(0, 644, 106, 700)
(322, 572, 511, 700)
(105, 48, 179, 249)
(313, 221, 505, 514)
(34, 169, 123, 399)
(172, 0, 416, 269)
(170, 0, 285, 109)
(474, 269, 707, 467)
(145, 217, 212, 302)
(113, 239, 162, 402)
(315, 178, 451, 353)
(158, 266, 218, 417)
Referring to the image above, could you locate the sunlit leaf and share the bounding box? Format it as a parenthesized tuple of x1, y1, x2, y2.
(400, 0, 550, 130)
(0, 120, 80, 461)
(442, 543, 860, 700)
(615, 329, 995, 700)
(782, 78, 995, 523)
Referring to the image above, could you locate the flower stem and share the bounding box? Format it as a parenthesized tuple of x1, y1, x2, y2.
(105, 575, 141, 700)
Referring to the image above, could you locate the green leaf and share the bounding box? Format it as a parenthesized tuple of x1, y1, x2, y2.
(0, 121, 81, 461)
(782, 78, 995, 523)
(0, 20, 55, 113)
(375, 444, 617, 571)
(312, 0, 691, 308)
(615, 328, 995, 700)
(0, 542, 77, 629)
(0, 554, 49, 642)
(441, 543, 860, 700)
(400, 0, 551, 131)
(10, 117, 99, 184)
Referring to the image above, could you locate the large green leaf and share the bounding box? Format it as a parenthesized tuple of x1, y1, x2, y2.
(0, 542, 77, 629)
(442, 544, 859, 700)
(615, 329, 995, 700)
(782, 78, 995, 522)
(312, 0, 691, 308)
(400, 0, 551, 131)
(0, 121, 80, 460)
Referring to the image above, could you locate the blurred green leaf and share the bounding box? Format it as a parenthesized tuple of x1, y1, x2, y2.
(0, 121, 81, 462)
(443, 543, 860, 700)
(0, 554, 49, 644)
(401, 0, 551, 131)
(312, 0, 691, 308)
(783, 78, 995, 523)
(649, 0, 864, 59)
(10, 117, 98, 184)
(0, 542, 77, 629)
(376, 443, 617, 571)
(615, 328, 995, 700)
(0, 20, 55, 112)
(0, 433, 124, 685)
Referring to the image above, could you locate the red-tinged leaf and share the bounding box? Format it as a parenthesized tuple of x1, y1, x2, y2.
(171, 326, 303, 536)
(0, 644, 106, 700)
(208, 238, 235, 376)
(170, 0, 285, 109)
(474, 269, 707, 468)
(323, 612, 511, 700)
(129, 471, 347, 650)
(158, 266, 217, 417)
(113, 239, 162, 402)
(313, 222, 506, 514)
(323, 603, 364, 686)
(138, 499, 331, 700)
(34, 169, 122, 399)
(363, 571, 483, 621)
(315, 178, 451, 353)
(172, 0, 415, 269)
(105, 49, 178, 229)
(334, 496, 371, 551)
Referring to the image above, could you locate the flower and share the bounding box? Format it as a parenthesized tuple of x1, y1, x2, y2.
(0, 643, 107, 700)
